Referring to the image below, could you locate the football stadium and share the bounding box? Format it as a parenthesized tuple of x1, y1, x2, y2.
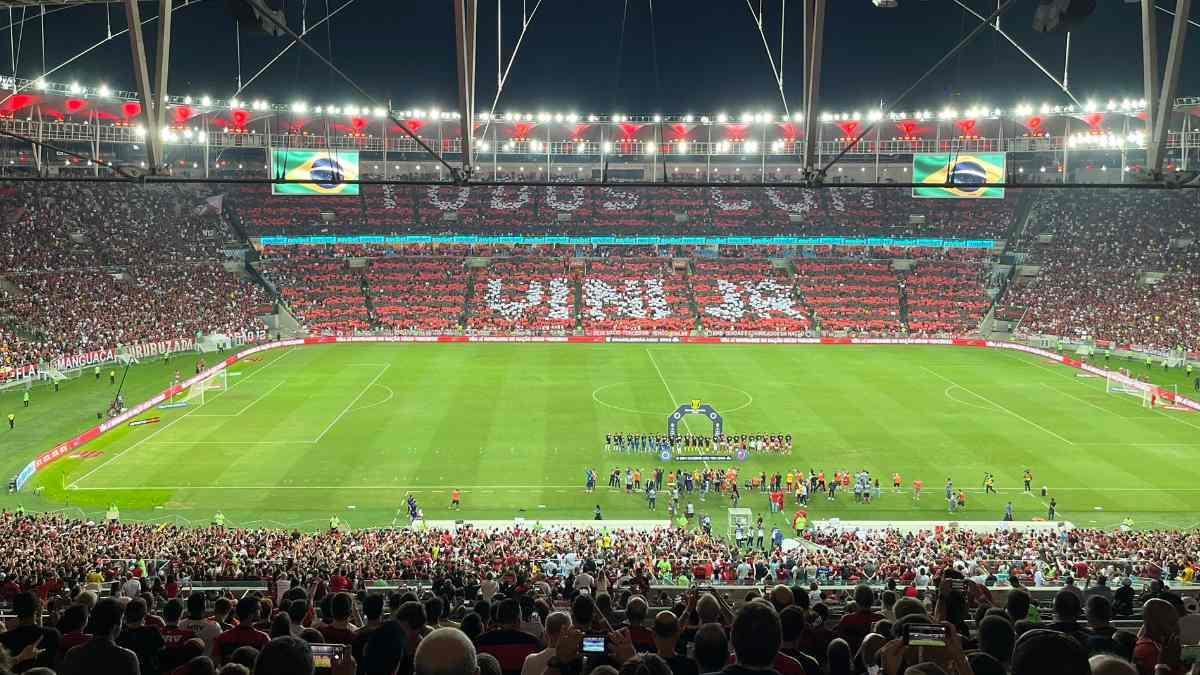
(1, 1, 1200, 673)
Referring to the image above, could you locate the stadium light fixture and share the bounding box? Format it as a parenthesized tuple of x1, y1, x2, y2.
(678, 141, 689, 154)
(567, 113, 578, 123)
(745, 140, 759, 153)
(554, 113, 564, 123)
(577, 141, 587, 153)
(69, 81, 81, 94)
(868, 110, 883, 122)
(587, 114, 597, 122)
(479, 111, 490, 121)
(741, 111, 755, 123)
(537, 112, 550, 122)
(851, 111, 861, 120)
(700, 116, 710, 124)
(33, 78, 47, 90)
(478, 141, 490, 151)
(645, 143, 656, 155)
(602, 141, 612, 152)
(373, 107, 386, 118)
(503, 141, 514, 151)
(201, 95, 212, 107)
(653, 114, 662, 123)
(820, 112, 833, 122)
(771, 140, 784, 152)
(98, 84, 112, 98)
(716, 113, 727, 123)
(684, 114, 694, 123)
(198, 132, 207, 142)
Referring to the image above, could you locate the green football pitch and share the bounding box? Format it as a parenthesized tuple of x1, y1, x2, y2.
(2, 343, 1199, 532)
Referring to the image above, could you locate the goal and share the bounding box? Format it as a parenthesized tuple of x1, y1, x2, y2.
(182, 370, 227, 406)
(1105, 373, 1145, 399)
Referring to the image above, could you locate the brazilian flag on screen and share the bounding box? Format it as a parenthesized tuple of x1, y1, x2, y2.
(912, 152, 1006, 199)
(271, 149, 360, 196)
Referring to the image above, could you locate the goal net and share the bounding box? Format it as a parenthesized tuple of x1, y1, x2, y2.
(1105, 373, 1144, 398)
(182, 370, 227, 406)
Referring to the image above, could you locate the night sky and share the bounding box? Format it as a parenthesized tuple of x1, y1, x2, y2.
(12, 0, 1200, 114)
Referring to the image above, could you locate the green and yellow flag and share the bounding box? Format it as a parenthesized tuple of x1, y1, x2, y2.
(912, 152, 1006, 199)
(270, 149, 360, 196)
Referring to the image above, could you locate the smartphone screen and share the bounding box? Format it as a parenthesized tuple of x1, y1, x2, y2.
(905, 624, 948, 647)
(311, 643, 346, 671)
(582, 636, 606, 653)
(1181, 645, 1200, 664)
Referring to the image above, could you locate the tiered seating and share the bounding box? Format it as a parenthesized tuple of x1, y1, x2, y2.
(1004, 264, 1200, 351)
(261, 259, 370, 333)
(903, 261, 991, 335)
(693, 260, 811, 334)
(6, 266, 268, 359)
(368, 257, 467, 332)
(999, 189, 1200, 351)
(231, 185, 1021, 237)
(466, 259, 576, 333)
(581, 259, 694, 334)
(794, 260, 903, 333)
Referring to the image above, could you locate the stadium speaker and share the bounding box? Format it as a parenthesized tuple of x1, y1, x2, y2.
(320, 211, 335, 223)
(441, 212, 459, 222)
(1032, 0, 1095, 33)
(226, 0, 288, 37)
(788, 214, 804, 224)
(556, 213, 571, 222)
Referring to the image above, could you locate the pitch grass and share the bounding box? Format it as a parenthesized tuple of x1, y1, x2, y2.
(2, 343, 1199, 533)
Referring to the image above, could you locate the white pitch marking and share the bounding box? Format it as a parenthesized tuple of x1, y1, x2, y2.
(646, 348, 692, 433)
(312, 364, 392, 442)
(191, 379, 287, 418)
(69, 348, 298, 488)
(921, 366, 1074, 445)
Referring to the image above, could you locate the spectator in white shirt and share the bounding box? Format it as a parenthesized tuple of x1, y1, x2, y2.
(521, 612, 570, 675)
(480, 573, 500, 601)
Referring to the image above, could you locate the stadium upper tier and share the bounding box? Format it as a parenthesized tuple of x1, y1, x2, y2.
(227, 183, 1021, 237)
(2, 182, 1198, 383)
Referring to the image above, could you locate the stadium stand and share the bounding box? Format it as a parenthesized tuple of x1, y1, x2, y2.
(581, 259, 694, 335)
(999, 190, 1200, 351)
(794, 261, 904, 334)
(693, 260, 811, 335)
(259, 258, 371, 334)
(903, 262, 992, 336)
(367, 257, 468, 332)
(466, 259, 577, 334)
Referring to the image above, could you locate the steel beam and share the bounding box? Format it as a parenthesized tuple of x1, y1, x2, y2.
(124, 0, 162, 172)
(1141, 0, 1160, 169)
(1148, 0, 1190, 174)
(453, 0, 477, 181)
(154, 0, 172, 141)
(801, 0, 825, 179)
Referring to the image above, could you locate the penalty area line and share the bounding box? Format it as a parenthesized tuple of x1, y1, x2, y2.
(68, 348, 299, 489)
(921, 366, 1074, 445)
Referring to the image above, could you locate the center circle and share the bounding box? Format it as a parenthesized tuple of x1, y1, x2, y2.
(591, 379, 754, 417)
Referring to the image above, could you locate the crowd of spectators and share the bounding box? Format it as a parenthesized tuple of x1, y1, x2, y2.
(903, 263, 992, 336)
(694, 261, 812, 335)
(229, 185, 1024, 238)
(2, 508, 1200, 675)
(581, 260, 694, 335)
(1001, 190, 1200, 351)
(794, 262, 904, 335)
(467, 259, 577, 334)
(369, 258, 467, 332)
(259, 259, 371, 334)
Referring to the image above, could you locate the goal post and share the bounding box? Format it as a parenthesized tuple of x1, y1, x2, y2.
(1105, 372, 1143, 397)
(182, 370, 227, 407)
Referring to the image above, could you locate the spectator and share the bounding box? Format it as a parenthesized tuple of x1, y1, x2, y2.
(353, 594, 387, 668)
(0, 592, 60, 674)
(60, 597, 140, 675)
(256, 636, 314, 675)
(693, 624, 729, 675)
(475, 599, 541, 675)
(214, 597, 270, 665)
(835, 585, 883, 653)
(825, 638, 851, 675)
(976, 616, 1015, 668)
(1133, 599, 1184, 675)
(415, 628, 479, 675)
(522, 612, 570, 675)
(182, 591, 223, 657)
(228, 646, 259, 673)
(777, 607, 820, 675)
(726, 602, 783, 675)
(361, 621, 406, 675)
(625, 598, 656, 653)
(1090, 655, 1139, 675)
(119, 597, 165, 675)
(651, 611, 697, 675)
(1047, 590, 1089, 648)
(318, 592, 360, 646)
(1086, 596, 1121, 656)
(1011, 629, 1089, 675)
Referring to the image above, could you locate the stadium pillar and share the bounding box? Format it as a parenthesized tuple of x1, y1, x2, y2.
(1143, 0, 1191, 177)
(123, 0, 172, 174)
(801, 0, 826, 180)
(453, 0, 477, 180)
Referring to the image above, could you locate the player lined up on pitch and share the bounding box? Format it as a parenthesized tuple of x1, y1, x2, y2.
(604, 432, 794, 455)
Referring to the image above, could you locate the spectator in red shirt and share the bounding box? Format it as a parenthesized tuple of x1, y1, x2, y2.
(1134, 599, 1184, 675)
(624, 597, 656, 653)
(834, 586, 883, 653)
(317, 592, 360, 646)
(214, 596, 270, 665)
(476, 598, 543, 675)
(159, 598, 199, 672)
